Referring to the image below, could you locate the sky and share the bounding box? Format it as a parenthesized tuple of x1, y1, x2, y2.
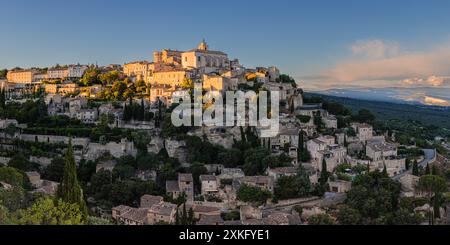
(2, 0, 450, 90)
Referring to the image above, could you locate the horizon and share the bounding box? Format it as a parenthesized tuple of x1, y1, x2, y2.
(2, 0, 450, 90)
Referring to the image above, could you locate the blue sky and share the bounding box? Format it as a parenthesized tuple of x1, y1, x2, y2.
(2, 0, 450, 89)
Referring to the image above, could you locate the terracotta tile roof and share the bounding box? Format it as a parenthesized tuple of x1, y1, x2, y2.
(166, 180, 179, 193)
(140, 195, 163, 208)
(179, 173, 193, 182)
(200, 175, 216, 182)
(197, 215, 224, 225)
(149, 202, 177, 216)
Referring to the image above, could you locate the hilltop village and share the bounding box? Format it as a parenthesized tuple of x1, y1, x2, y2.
(0, 41, 449, 225)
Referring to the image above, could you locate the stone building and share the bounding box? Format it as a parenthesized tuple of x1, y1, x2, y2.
(351, 123, 374, 142)
(181, 40, 229, 74)
(147, 202, 177, 225)
(266, 167, 298, 181)
(166, 173, 194, 203)
(123, 61, 152, 81)
(199, 175, 218, 196)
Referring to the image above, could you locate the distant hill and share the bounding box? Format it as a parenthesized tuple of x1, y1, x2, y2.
(305, 92, 450, 129)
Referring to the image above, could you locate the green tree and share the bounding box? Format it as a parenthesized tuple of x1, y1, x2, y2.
(0, 204, 15, 225)
(57, 140, 88, 221)
(275, 176, 300, 200)
(425, 164, 430, 175)
(313, 111, 323, 131)
(431, 165, 439, 176)
(243, 148, 270, 176)
(412, 160, 419, 176)
(17, 198, 84, 225)
(136, 153, 159, 171)
(0, 69, 7, 79)
(296, 115, 311, 124)
(0, 186, 27, 211)
(297, 129, 304, 158)
(237, 184, 272, 205)
(7, 153, 32, 171)
(43, 157, 65, 182)
(79, 68, 100, 86)
(188, 207, 195, 225)
(87, 216, 113, 225)
(175, 208, 180, 225)
(275, 165, 312, 200)
(337, 206, 362, 225)
(345, 171, 401, 224)
(4, 123, 17, 138)
(217, 148, 242, 168)
(382, 164, 388, 177)
(89, 170, 113, 201)
(181, 202, 188, 225)
(416, 175, 447, 225)
(354, 109, 375, 123)
(0, 167, 24, 187)
(319, 159, 329, 185)
(307, 214, 335, 225)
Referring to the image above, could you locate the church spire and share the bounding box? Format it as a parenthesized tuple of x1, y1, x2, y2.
(198, 39, 208, 50)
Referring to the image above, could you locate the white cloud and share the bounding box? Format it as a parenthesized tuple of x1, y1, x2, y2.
(350, 39, 400, 59)
(402, 76, 450, 87)
(317, 39, 450, 88)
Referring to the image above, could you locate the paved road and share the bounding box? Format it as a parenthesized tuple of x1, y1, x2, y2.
(393, 148, 436, 181)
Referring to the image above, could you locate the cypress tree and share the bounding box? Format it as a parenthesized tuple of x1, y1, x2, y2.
(57, 140, 88, 221)
(382, 164, 388, 177)
(412, 160, 419, 176)
(0, 88, 5, 108)
(175, 208, 180, 225)
(431, 165, 439, 176)
(298, 130, 304, 158)
(181, 202, 188, 225)
(425, 164, 430, 175)
(319, 159, 329, 185)
(405, 158, 411, 170)
(188, 207, 195, 225)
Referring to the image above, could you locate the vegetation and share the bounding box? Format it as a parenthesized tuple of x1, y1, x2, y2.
(0, 99, 47, 125)
(274, 165, 313, 200)
(342, 170, 423, 224)
(56, 141, 88, 221)
(416, 175, 447, 225)
(236, 184, 272, 205)
(16, 198, 84, 225)
(307, 214, 335, 225)
(0, 69, 7, 79)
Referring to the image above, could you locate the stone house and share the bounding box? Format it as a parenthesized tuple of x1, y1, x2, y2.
(95, 160, 117, 173)
(217, 168, 245, 181)
(185, 204, 221, 220)
(328, 180, 352, 193)
(147, 202, 177, 225)
(234, 176, 275, 194)
(111, 205, 148, 225)
(351, 123, 374, 142)
(25, 171, 41, 187)
(323, 115, 338, 129)
(140, 195, 164, 209)
(399, 174, 420, 197)
(196, 215, 224, 225)
(266, 167, 298, 181)
(199, 175, 218, 196)
(166, 173, 194, 202)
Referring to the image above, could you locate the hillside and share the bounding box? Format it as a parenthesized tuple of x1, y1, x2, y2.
(306, 92, 450, 129)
